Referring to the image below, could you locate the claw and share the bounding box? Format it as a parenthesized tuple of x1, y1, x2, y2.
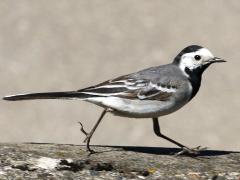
(78, 122, 91, 143)
(83, 135, 90, 143)
(78, 122, 88, 136)
(77, 122, 91, 143)
(175, 146, 207, 156)
(87, 148, 96, 155)
(78, 121, 94, 153)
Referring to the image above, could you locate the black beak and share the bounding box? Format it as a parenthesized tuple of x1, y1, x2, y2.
(210, 57, 226, 63)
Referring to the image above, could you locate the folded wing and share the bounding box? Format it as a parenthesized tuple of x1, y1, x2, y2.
(79, 75, 177, 101)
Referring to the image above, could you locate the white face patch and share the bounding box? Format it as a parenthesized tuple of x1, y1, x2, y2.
(179, 48, 214, 76)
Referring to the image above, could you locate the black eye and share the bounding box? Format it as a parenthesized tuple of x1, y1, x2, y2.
(194, 55, 201, 60)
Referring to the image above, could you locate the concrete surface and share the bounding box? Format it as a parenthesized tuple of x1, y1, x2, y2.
(0, 1, 239, 151)
(0, 143, 239, 179)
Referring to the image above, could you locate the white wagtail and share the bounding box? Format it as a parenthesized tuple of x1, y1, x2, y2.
(3, 45, 225, 155)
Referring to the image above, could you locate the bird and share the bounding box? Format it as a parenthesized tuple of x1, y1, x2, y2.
(3, 45, 226, 155)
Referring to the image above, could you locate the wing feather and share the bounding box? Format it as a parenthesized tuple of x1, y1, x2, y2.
(78, 75, 177, 101)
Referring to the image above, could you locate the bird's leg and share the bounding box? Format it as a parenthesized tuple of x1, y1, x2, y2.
(152, 118, 186, 148)
(78, 122, 88, 136)
(152, 118, 206, 155)
(78, 109, 108, 154)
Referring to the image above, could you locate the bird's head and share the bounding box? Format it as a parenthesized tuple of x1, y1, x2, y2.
(173, 45, 226, 76)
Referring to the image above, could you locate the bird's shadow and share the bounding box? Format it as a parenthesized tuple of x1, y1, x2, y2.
(95, 145, 239, 157)
(27, 142, 239, 157)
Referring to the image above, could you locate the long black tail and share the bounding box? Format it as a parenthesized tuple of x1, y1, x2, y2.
(3, 91, 91, 101)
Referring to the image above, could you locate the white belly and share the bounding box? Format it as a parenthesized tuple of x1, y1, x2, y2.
(85, 96, 187, 118)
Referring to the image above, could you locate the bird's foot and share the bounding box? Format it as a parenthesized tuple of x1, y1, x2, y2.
(175, 146, 207, 156)
(86, 148, 96, 156)
(78, 121, 88, 138)
(78, 121, 92, 143)
(78, 122, 95, 154)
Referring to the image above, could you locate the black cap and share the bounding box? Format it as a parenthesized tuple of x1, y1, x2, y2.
(173, 45, 203, 64)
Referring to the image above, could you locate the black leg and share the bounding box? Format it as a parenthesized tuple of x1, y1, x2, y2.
(79, 109, 108, 153)
(152, 117, 207, 156)
(152, 117, 187, 148)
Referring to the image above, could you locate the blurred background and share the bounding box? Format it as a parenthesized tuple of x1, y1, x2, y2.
(0, 0, 239, 151)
